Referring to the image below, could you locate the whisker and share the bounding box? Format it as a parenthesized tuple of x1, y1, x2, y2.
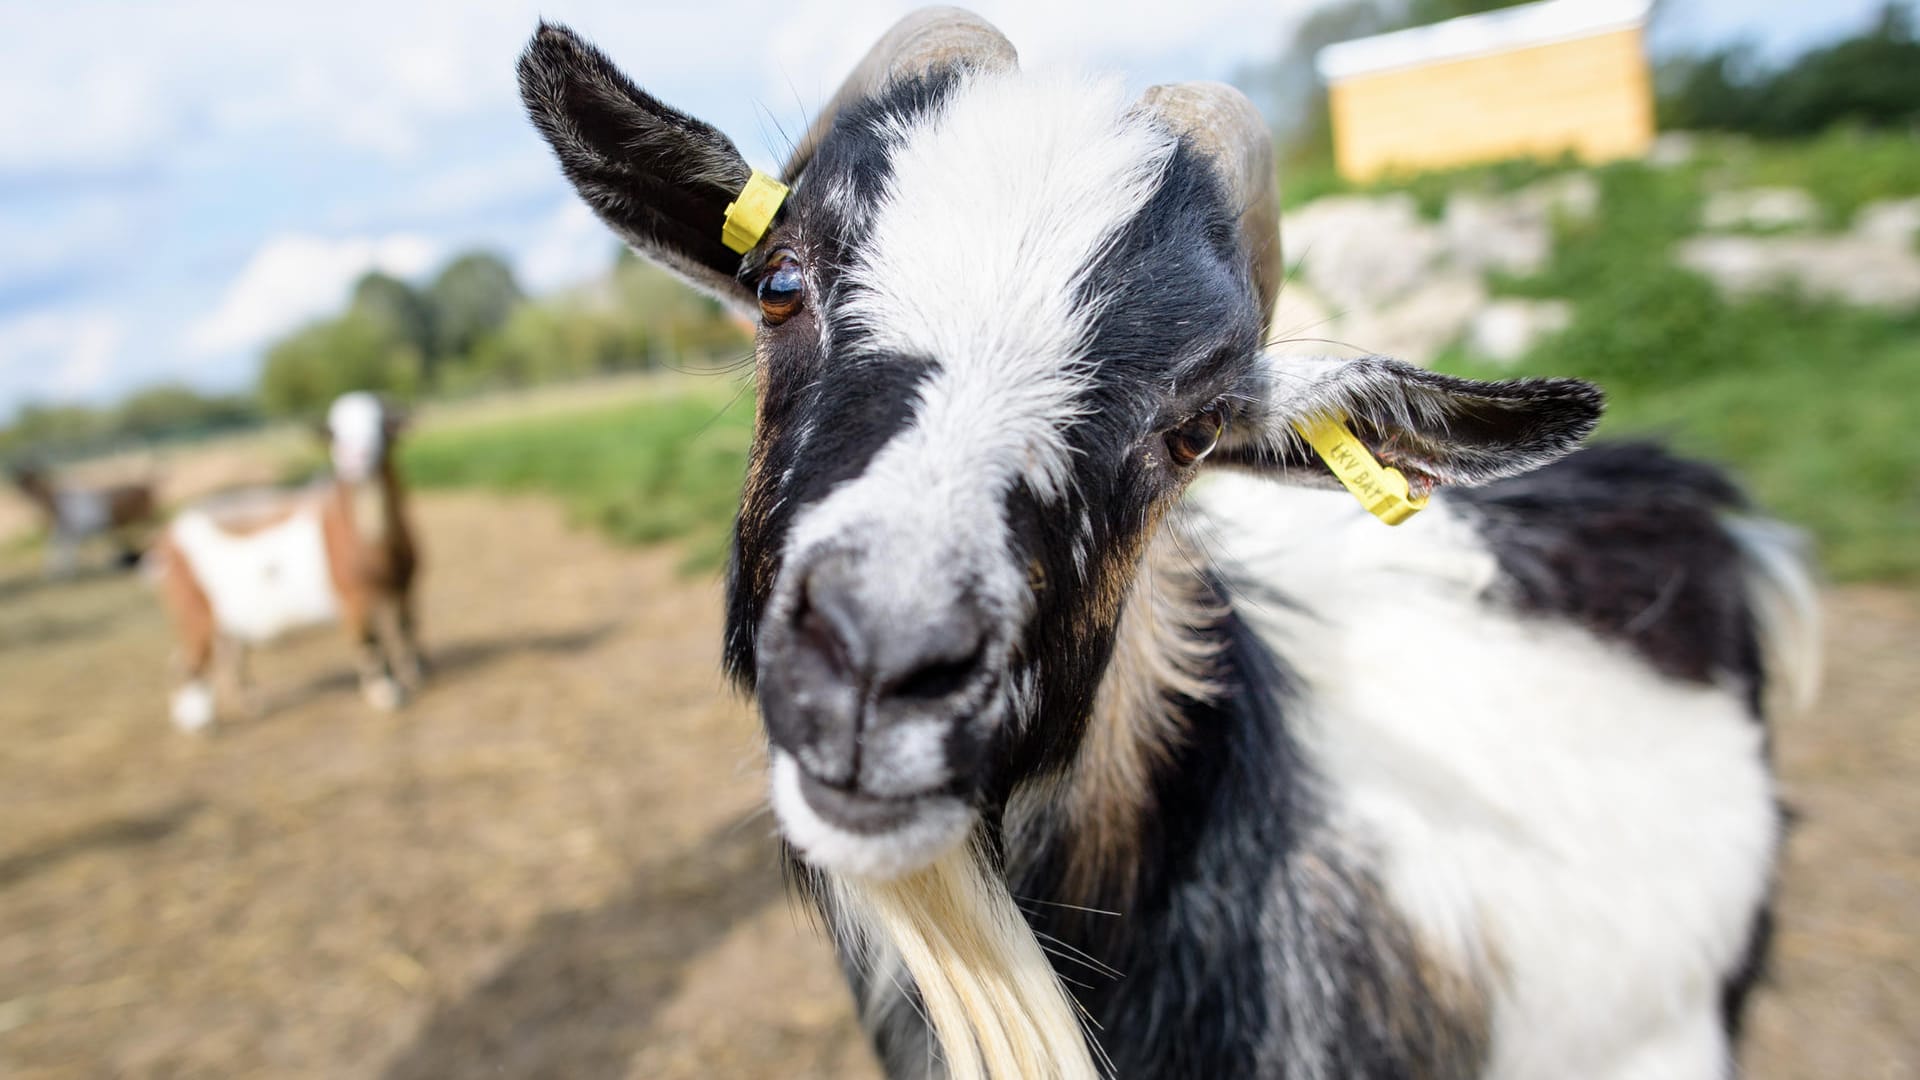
(1011, 893, 1122, 918)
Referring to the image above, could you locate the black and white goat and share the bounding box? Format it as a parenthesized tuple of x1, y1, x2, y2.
(520, 11, 1819, 1078)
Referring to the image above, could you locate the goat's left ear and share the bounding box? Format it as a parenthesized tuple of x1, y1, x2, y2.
(1214, 354, 1604, 490)
(382, 408, 411, 441)
(518, 23, 756, 311)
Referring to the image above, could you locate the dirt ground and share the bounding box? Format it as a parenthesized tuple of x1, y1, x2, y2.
(0, 494, 1914, 1079)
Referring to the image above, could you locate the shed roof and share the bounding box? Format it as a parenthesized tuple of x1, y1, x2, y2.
(1316, 0, 1653, 82)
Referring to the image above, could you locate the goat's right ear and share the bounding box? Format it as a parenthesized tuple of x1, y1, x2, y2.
(1213, 353, 1603, 493)
(518, 23, 757, 311)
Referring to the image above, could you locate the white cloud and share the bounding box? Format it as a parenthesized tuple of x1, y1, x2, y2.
(518, 201, 617, 293)
(0, 59, 173, 174)
(0, 309, 124, 404)
(186, 233, 438, 357)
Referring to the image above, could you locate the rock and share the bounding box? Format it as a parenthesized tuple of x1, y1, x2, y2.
(1678, 234, 1920, 309)
(1444, 193, 1552, 276)
(1701, 187, 1822, 232)
(1648, 132, 1698, 168)
(1852, 198, 1920, 247)
(1441, 174, 1598, 277)
(1517, 173, 1600, 224)
(1334, 272, 1487, 367)
(1283, 194, 1444, 311)
(1466, 299, 1574, 365)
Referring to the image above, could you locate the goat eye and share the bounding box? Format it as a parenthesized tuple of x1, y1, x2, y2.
(758, 254, 805, 324)
(1166, 405, 1225, 467)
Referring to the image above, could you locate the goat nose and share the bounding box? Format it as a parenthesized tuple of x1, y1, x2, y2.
(774, 555, 990, 784)
(796, 556, 990, 702)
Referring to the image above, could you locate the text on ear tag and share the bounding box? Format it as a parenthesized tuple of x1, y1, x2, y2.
(1293, 414, 1429, 526)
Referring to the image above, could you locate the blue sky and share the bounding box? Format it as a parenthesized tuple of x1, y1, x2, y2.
(0, 0, 1908, 421)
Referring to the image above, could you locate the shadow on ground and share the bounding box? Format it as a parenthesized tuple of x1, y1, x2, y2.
(0, 801, 202, 891)
(267, 623, 623, 714)
(381, 813, 785, 1080)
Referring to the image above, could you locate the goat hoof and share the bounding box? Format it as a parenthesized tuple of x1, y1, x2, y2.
(170, 683, 217, 734)
(363, 678, 405, 712)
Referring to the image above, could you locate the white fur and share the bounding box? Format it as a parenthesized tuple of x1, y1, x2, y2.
(841, 69, 1172, 501)
(54, 490, 111, 535)
(170, 679, 216, 733)
(328, 391, 387, 483)
(1725, 514, 1822, 716)
(362, 676, 404, 712)
(1196, 474, 1778, 1079)
(771, 751, 975, 880)
(171, 505, 340, 644)
(862, 717, 956, 796)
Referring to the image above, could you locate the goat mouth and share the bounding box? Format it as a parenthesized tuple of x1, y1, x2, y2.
(796, 771, 929, 834)
(769, 753, 974, 879)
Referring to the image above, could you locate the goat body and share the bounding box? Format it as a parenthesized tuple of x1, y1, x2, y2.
(10, 466, 157, 574)
(152, 394, 423, 730)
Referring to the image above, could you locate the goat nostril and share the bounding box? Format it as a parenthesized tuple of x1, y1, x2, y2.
(886, 637, 988, 701)
(794, 591, 856, 683)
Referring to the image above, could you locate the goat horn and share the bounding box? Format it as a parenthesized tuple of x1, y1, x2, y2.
(782, 6, 1017, 183)
(1134, 82, 1282, 336)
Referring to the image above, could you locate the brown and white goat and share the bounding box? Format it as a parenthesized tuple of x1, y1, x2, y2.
(522, 10, 1819, 1079)
(152, 392, 423, 731)
(8, 462, 158, 575)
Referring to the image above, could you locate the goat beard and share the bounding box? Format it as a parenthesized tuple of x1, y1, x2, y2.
(827, 836, 1102, 1080)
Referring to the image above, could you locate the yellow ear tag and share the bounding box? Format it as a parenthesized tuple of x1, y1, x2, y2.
(720, 169, 790, 254)
(1293, 414, 1430, 526)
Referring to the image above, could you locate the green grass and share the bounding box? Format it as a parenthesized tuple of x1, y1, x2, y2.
(1437, 149, 1920, 582)
(401, 382, 754, 572)
(1701, 128, 1920, 226)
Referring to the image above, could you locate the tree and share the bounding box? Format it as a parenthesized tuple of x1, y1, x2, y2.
(350, 272, 435, 359)
(1660, 3, 1920, 135)
(0, 404, 112, 457)
(114, 385, 258, 439)
(427, 252, 523, 362)
(1403, 0, 1531, 24)
(258, 311, 422, 416)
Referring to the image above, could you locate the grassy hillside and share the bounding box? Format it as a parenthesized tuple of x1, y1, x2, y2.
(1428, 133, 1920, 580)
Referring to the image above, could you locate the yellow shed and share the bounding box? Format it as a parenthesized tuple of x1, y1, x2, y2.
(1317, 0, 1655, 181)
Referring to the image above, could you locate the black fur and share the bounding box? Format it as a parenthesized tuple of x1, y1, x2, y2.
(986, 141, 1268, 791)
(1459, 442, 1766, 709)
(517, 24, 754, 305)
